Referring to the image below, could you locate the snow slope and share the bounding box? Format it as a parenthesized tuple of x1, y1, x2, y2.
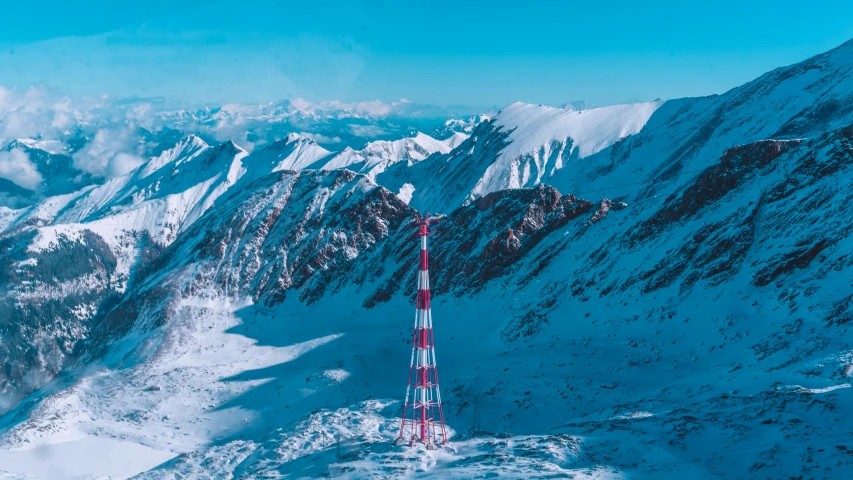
(1, 169, 632, 479)
(493, 101, 662, 161)
(431, 114, 492, 138)
(22, 135, 246, 253)
(548, 38, 853, 201)
(376, 100, 662, 212)
(470, 101, 662, 199)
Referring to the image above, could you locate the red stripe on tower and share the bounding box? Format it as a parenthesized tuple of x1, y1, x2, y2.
(416, 289, 430, 310)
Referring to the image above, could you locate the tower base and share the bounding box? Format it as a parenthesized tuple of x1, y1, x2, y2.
(393, 438, 448, 450)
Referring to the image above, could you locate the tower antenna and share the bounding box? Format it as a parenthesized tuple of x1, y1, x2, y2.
(396, 212, 448, 449)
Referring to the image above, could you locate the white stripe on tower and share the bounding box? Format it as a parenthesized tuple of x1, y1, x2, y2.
(419, 270, 430, 290)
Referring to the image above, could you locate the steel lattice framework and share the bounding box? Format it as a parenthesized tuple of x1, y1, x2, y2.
(397, 212, 448, 448)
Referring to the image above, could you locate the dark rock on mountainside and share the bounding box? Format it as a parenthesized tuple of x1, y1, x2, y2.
(0, 230, 119, 411)
(629, 139, 802, 247)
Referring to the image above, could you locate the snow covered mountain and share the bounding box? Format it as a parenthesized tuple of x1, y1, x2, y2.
(319, 131, 468, 178)
(244, 131, 467, 182)
(245, 133, 335, 173)
(430, 114, 492, 138)
(2, 39, 853, 479)
(376, 100, 662, 212)
(0, 93, 487, 209)
(0, 134, 249, 415)
(154, 99, 479, 151)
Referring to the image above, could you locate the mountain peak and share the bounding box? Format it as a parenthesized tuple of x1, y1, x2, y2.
(246, 133, 333, 173)
(215, 139, 246, 156)
(412, 131, 431, 142)
(285, 132, 314, 144)
(6, 138, 65, 154)
(138, 134, 210, 179)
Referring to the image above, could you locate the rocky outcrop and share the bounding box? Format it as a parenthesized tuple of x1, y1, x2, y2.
(629, 139, 802, 247)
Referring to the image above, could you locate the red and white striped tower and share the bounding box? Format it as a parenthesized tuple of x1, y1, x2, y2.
(397, 212, 448, 448)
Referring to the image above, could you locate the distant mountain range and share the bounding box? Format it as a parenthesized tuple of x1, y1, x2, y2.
(0, 96, 491, 208)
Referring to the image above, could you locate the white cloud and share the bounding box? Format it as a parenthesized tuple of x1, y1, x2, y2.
(397, 183, 415, 204)
(299, 132, 343, 144)
(291, 98, 421, 118)
(0, 148, 44, 190)
(313, 99, 393, 117)
(290, 98, 314, 111)
(0, 85, 74, 141)
(0, 191, 32, 208)
(50, 97, 78, 130)
(351, 100, 392, 116)
(124, 102, 155, 130)
(350, 124, 386, 137)
(72, 128, 144, 178)
(109, 152, 145, 178)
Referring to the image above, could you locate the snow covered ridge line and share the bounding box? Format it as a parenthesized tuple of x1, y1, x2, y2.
(493, 100, 664, 160)
(253, 130, 469, 178)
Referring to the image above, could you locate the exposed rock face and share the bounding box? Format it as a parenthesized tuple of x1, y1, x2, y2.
(112, 173, 615, 322)
(628, 139, 802, 247)
(588, 198, 626, 225)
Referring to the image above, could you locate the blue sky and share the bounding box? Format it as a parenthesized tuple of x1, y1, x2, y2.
(2, 0, 853, 108)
